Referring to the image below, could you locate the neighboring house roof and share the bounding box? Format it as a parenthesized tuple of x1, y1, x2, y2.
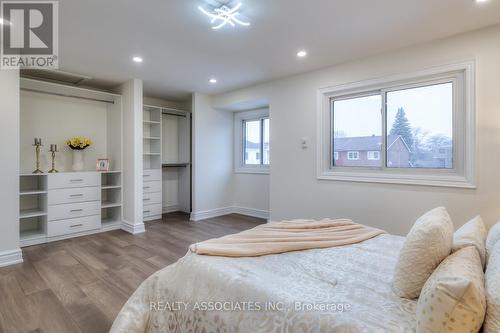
(334, 135, 410, 152)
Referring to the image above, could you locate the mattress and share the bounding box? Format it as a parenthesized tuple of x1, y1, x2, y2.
(110, 234, 417, 333)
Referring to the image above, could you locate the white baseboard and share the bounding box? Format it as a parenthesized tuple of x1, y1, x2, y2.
(190, 206, 269, 221)
(232, 206, 270, 219)
(163, 205, 180, 214)
(190, 207, 234, 221)
(0, 249, 23, 267)
(121, 220, 146, 234)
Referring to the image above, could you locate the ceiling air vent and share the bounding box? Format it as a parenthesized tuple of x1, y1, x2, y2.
(20, 69, 92, 86)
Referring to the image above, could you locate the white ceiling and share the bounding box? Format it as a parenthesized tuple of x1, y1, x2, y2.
(59, 0, 500, 101)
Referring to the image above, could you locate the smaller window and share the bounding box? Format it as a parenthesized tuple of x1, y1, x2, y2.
(347, 151, 359, 160)
(367, 151, 380, 160)
(235, 109, 270, 174)
(333, 152, 339, 160)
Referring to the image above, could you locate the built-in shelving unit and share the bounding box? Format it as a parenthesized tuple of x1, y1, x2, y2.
(161, 108, 192, 214)
(19, 78, 124, 246)
(143, 106, 162, 171)
(19, 174, 48, 246)
(143, 106, 163, 221)
(101, 171, 122, 230)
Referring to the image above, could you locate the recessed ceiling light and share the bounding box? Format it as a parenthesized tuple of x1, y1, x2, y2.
(297, 50, 308, 58)
(209, 78, 217, 84)
(132, 56, 143, 63)
(475, 0, 489, 3)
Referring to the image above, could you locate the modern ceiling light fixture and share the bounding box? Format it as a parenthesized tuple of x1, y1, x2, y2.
(198, 2, 250, 30)
(209, 78, 218, 84)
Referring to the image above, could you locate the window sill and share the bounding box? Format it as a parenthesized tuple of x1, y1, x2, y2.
(234, 167, 270, 175)
(317, 170, 476, 189)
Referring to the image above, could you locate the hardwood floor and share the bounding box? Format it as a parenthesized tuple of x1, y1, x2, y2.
(0, 213, 264, 333)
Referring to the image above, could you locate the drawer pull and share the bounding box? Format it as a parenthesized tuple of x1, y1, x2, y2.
(143, 175, 150, 177)
(70, 224, 83, 228)
(70, 179, 84, 182)
(143, 186, 150, 190)
(143, 210, 150, 214)
(143, 198, 151, 201)
(70, 194, 84, 197)
(70, 209, 83, 212)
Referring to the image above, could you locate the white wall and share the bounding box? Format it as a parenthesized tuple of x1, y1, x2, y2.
(0, 70, 22, 265)
(119, 79, 145, 233)
(232, 173, 270, 214)
(191, 93, 270, 219)
(212, 25, 500, 235)
(20, 91, 108, 173)
(191, 93, 235, 217)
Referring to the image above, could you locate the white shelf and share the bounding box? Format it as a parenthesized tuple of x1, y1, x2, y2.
(20, 230, 46, 241)
(20, 209, 47, 219)
(20, 190, 47, 195)
(144, 136, 161, 140)
(20, 173, 47, 177)
(101, 202, 122, 208)
(99, 170, 122, 174)
(144, 152, 161, 156)
(101, 218, 121, 226)
(102, 185, 121, 190)
(143, 120, 160, 125)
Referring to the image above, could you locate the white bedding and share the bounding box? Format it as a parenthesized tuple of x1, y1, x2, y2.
(110, 234, 417, 333)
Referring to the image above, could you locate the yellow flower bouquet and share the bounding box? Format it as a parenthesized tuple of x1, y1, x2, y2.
(65, 137, 93, 150)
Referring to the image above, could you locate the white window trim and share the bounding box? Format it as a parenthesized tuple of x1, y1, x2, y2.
(317, 61, 476, 188)
(347, 151, 359, 160)
(367, 151, 380, 160)
(234, 108, 270, 174)
(333, 152, 339, 160)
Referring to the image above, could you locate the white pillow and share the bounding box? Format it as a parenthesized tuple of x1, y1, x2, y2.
(452, 215, 487, 267)
(486, 222, 500, 263)
(416, 246, 486, 333)
(392, 207, 453, 299)
(485, 242, 500, 333)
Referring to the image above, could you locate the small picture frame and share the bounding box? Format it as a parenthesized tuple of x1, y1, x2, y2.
(96, 158, 110, 171)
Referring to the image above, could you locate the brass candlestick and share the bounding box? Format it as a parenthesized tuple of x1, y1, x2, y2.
(32, 138, 43, 174)
(48, 144, 59, 173)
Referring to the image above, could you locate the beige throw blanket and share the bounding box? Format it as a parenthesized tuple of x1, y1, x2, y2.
(189, 219, 386, 257)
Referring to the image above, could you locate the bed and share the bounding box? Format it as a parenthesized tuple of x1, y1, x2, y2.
(110, 233, 418, 333)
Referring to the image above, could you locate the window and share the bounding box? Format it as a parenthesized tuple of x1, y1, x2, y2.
(244, 118, 269, 166)
(333, 94, 382, 167)
(235, 109, 270, 173)
(367, 151, 380, 160)
(318, 62, 475, 188)
(386, 83, 453, 169)
(347, 151, 359, 160)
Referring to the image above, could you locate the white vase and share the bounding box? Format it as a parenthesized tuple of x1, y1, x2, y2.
(72, 150, 84, 171)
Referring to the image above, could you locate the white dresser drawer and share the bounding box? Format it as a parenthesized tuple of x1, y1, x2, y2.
(48, 201, 100, 221)
(143, 180, 161, 193)
(48, 186, 101, 205)
(143, 169, 161, 181)
(48, 172, 100, 189)
(143, 204, 162, 218)
(47, 215, 101, 237)
(143, 192, 162, 205)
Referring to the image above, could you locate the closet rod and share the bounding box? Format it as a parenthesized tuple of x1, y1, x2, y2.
(21, 88, 115, 104)
(162, 111, 186, 118)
